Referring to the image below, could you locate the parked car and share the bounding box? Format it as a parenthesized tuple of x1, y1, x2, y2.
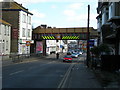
(71, 53, 78, 58)
(63, 55, 73, 62)
(79, 51, 83, 55)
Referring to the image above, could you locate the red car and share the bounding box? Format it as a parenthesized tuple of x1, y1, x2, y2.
(63, 55, 73, 62)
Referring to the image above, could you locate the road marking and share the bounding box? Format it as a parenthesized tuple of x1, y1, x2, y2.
(9, 70, 24, 75)
(57, 63, 75, 88)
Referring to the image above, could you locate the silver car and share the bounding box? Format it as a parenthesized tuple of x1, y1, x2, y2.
(71, 53, 78, 58)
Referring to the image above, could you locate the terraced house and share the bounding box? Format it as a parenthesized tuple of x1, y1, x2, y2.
(0, 19, 11, 58)
(2, 1, 33, 55)
(96, 1, 120, 55)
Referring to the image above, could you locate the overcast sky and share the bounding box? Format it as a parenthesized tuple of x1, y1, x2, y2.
(15, 0, 98, 29)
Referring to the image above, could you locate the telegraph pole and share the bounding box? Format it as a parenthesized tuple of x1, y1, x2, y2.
(86, 5, 90, 67)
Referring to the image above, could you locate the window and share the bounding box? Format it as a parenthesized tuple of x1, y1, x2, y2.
(6, 26, 9, 36)
(0, 40, 2, 54)
(28, 16, 31, 24)
(109, 3, 115, 19)
(106, 12, 109, 20)
(4, 25, 6, 35)
(28, 29, 30, 37)
(8, 26, 10, 36)
(22, 28, 26, 37)
(0, 24, 1, 35)
(22, 14, 26, 23)
(6, 41, 8, 51)
(3, 40, 5, 53)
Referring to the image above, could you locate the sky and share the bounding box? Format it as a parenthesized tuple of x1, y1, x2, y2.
(15, 0, 98, 29)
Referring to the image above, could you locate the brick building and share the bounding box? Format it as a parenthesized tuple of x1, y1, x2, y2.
(2, 1, 33, 54)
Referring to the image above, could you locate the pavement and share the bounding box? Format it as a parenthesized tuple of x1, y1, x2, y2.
(65, 62, 102, 88)
(2, 55, 45, 67)
(2, 53, 65, 66)
(93, 69, 120, 88)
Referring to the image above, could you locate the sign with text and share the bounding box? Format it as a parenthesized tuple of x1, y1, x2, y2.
(55, 34, 61, 39)
(36, 41, 43, 54)
(13, 29, 18, 39)
(26, 41, 31, 46)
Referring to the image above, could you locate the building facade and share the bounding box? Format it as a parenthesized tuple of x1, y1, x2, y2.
(2, 1, 33, 54)
(46, 40, 67, 54)
(0, 19, 11, 57)
(97, 1, 120, 55)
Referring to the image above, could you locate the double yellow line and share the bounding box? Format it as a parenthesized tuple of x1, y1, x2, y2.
(57, 63, 75, 88)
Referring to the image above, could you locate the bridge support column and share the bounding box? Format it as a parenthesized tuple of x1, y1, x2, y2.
(43, 40, 46, 56)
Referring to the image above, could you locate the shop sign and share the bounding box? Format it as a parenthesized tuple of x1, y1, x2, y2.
(13, 29, 18, 39)
(36, 41, 43, 54)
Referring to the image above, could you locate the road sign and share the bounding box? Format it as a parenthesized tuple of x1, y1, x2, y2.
(26, 41, 31, 46)
(56, 34, 61, 39)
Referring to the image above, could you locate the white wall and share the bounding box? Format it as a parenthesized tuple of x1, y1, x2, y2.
(97, 18, 102, 32)
(0, 24, 2, 55)
(0, 24, 11, 55)
(19, 11, 32, 40)
(102, 9, 107, 25)
(109, 2, 115, 20)
(46, 40, 66, 54)
(18, 11, 32, 54)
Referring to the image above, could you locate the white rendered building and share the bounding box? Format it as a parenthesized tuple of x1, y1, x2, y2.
(0, 19, 11, 56)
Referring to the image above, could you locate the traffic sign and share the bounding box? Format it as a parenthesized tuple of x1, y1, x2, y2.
(26, 41, 31, 46)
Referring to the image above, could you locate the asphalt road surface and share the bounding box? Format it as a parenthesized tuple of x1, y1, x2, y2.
(2, 53, 101, 89)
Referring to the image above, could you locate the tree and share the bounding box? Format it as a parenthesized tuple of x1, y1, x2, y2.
(90, 44, 110, 57)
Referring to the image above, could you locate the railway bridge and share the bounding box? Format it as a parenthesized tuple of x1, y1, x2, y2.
(31, 27, 99, 55)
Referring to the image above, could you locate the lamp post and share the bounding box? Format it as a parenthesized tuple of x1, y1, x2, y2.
(86, 5, 90, 67)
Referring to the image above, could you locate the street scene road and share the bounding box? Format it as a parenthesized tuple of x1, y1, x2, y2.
(1, 1, 120, 90)
(2, 53, 101, 88)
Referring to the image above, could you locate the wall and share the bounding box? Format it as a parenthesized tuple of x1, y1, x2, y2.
(2, 10, 19, 53)
(0, 23, 11, 56)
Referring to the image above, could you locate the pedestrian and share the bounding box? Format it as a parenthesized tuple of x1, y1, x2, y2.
(56, 53, 59, 59)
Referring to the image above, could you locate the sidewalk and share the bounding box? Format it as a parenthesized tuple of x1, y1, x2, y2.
(2, 53, 66, 66)
(2, 55, 46, 66)
(93, 69, 120, 88)
(2, 53, 64, 66)
(65, 62, 102, 88)
(64, 53, 120, 88)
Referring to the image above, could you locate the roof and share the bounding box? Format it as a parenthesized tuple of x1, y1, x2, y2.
(2, 1, 33, 15)
(0, 19, 11, 26)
